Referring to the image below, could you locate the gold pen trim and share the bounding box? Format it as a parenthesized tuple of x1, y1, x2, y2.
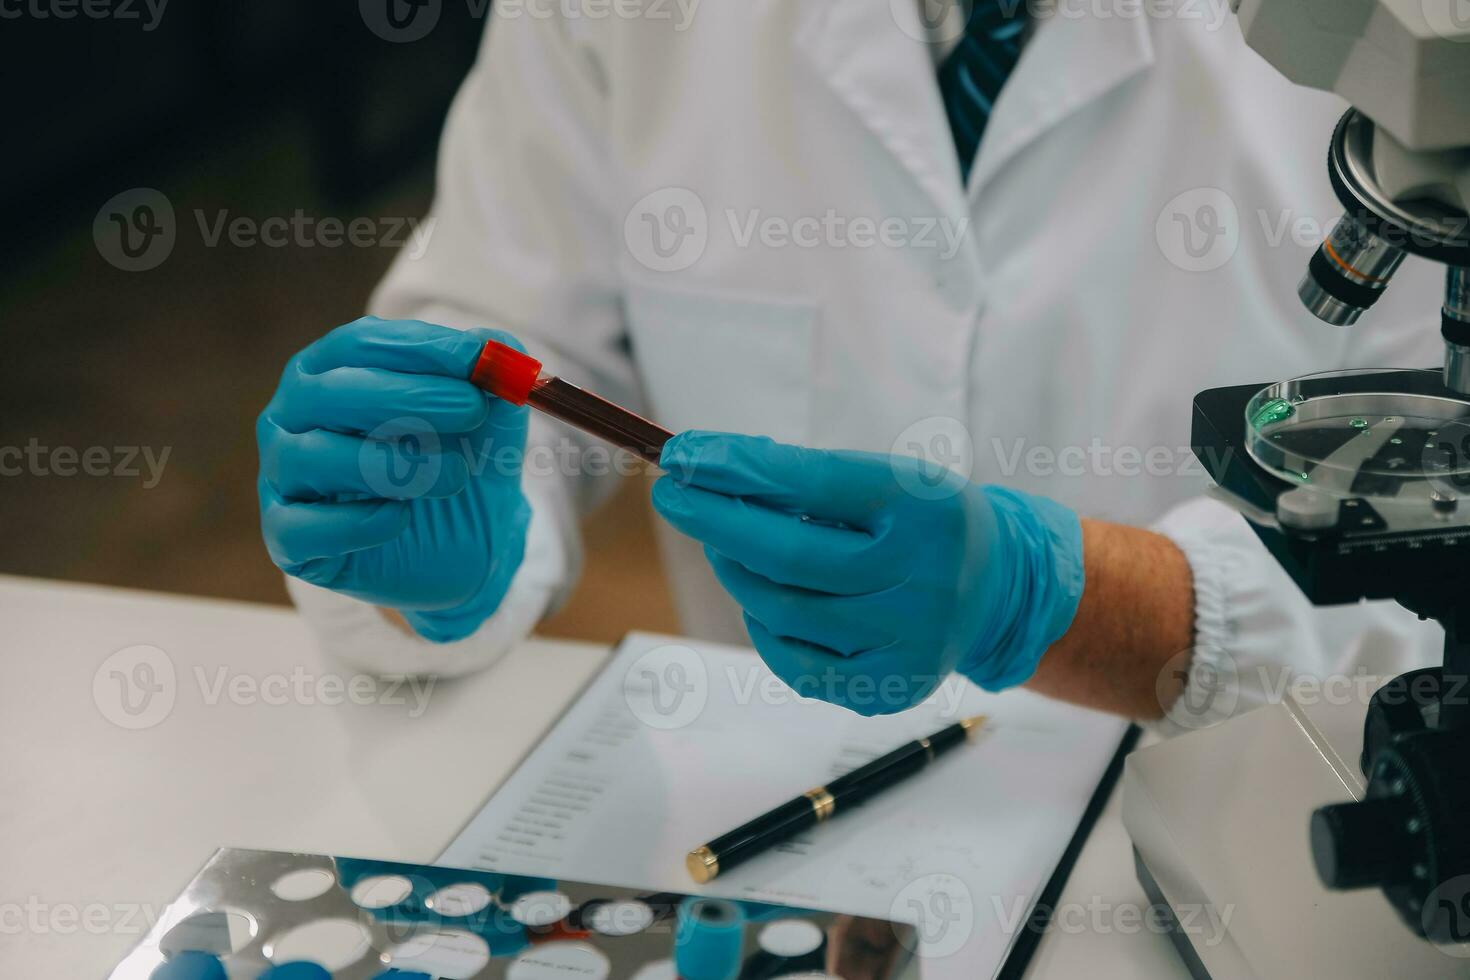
(804, 787, 836, 822)
(960, 714, 988, 739)
(918, 736, 934, 762)
(686, 845, 720, 884)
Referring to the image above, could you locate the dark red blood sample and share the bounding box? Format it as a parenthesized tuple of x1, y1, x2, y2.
(470, 340, 673, 465)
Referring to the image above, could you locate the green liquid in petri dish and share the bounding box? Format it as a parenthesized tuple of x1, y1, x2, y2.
(1251, 398, 1296, 429)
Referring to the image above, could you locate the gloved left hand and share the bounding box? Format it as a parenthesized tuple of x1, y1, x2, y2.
(256, 318, 531, 644)
(652, 432, 1085, 715)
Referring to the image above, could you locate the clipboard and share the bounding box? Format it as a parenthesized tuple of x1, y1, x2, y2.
(440, 633, 1137, 980)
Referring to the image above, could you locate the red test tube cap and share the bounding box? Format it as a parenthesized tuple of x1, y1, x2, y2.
(471, 339, 542, 405)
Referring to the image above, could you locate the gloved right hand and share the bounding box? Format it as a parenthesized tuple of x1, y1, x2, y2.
(653, 432, 1085, 714)
(256, 317, 531, 643)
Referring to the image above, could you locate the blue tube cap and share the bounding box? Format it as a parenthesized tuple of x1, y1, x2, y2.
(149, 951, 227, 980)
(674, 897, 747, 980)
(256, 963, 332, 979)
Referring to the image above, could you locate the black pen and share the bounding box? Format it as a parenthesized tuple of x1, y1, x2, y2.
(686, 715, 987, 883)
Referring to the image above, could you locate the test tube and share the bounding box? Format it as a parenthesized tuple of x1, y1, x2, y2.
(469, 340, 674, 466)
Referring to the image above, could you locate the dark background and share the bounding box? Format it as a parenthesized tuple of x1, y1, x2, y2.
(1, 1, 678, 641)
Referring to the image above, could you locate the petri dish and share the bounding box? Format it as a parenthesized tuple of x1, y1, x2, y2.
(1244, 369, 1470, 502)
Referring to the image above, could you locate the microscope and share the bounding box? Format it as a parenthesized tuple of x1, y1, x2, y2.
(1122, 2, 1470, 977)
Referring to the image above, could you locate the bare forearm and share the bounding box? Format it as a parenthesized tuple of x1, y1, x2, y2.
(1024, 519, 1195, 719)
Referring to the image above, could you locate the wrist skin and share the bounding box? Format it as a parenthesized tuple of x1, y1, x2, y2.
(1024, 519, 1195, 720)
(378, 607, 415, 635)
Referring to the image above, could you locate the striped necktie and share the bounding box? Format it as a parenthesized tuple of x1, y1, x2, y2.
(936, 1, 1029, 183)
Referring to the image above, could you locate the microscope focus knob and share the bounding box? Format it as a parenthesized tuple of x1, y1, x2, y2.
(1311, 796, 1419, 890)
(1312, 726, 1470, 943)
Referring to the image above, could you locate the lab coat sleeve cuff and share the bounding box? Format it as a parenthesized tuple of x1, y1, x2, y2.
(284, 470, 577, 678)
(1144, 494, 1445, 742)
(1146, 496, 1241, 737)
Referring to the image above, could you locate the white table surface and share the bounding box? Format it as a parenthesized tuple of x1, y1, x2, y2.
(0, 574, 1186, 978)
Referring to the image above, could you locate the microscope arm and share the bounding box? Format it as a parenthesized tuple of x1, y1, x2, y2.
(1232, 0, 1470, 153)
(1229, 1, 1470, 389)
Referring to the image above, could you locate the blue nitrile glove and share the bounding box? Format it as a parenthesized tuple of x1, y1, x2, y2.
(652, 432, 1085, 715)
(257, 317, 530, 643)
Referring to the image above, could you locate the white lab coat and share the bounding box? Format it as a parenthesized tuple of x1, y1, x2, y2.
(288, 2, 1446, 735)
